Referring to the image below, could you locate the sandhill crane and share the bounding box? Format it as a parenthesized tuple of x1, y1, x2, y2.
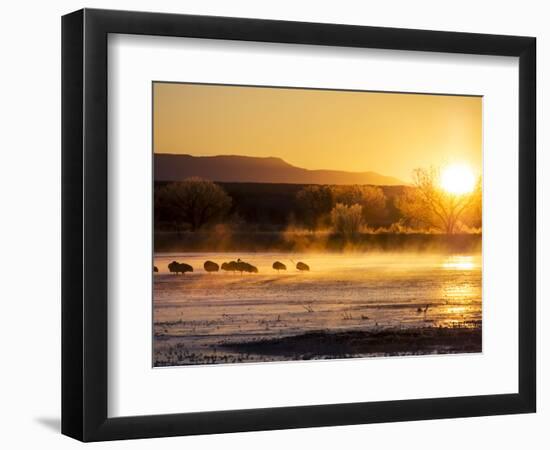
(296, 262, 310, 271)
(238, 261, 258, 273)
(221, 262, 230, 271)
(203, 260, 219, 272)
(168, 261, 193, 275)
(273, 261, 286, 272)
(221, 261, 237, 273)
(221, 260, 258, 274)
(235, 259, 258, 274)
(153, 266, 159, 273)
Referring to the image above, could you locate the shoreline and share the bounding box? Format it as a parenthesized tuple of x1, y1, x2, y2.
(154, 325, 481, 367)
(221, 326, 482, 358)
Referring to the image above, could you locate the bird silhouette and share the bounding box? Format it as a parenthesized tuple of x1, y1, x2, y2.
(168, 261, 193, 275)
(203, 260, 219, 272)
(272, 261, 286, 272)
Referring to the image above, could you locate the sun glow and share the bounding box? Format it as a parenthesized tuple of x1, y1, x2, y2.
(440, 164, 476, 195)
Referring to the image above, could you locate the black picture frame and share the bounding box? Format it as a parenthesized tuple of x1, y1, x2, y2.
(62, 8, 536, 442)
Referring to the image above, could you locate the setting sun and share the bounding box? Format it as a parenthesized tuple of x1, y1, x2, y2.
(440, 164, 476, 195)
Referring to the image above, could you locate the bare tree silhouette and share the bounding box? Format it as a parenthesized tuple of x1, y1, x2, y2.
(397, 167, 481, 234)
(158, 178, 232, 231)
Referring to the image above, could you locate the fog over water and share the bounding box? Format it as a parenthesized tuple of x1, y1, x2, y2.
(153, 252, 481, 365)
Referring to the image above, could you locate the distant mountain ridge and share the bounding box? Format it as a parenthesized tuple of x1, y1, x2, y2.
(155, 153, 404, 186)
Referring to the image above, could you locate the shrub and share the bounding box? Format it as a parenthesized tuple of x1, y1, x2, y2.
(330, 203, 363, 236)
(331, 185, 387, 224)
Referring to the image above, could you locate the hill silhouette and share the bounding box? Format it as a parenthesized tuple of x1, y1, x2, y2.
(155, 153, 404, 186)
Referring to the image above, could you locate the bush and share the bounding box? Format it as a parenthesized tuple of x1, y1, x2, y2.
(330, 203, 363, 237)
(331, 185, 387, 224)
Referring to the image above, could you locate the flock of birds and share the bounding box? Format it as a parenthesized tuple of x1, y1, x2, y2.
(152, 259, 433, 317)
(153, 258, 310, 275)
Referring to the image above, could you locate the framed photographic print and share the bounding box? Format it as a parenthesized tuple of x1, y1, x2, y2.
(61, 8, 536, 441)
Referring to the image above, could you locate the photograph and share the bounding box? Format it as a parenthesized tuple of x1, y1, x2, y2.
(51, 4, 538, 444)
(152, 82, 483, 367)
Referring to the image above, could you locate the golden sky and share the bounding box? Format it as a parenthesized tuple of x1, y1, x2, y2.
(153, 82, 481, 182)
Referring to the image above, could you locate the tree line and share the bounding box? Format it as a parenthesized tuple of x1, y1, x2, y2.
(154, 168, 481, 235)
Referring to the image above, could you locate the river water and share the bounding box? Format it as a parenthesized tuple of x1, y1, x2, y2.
(153, 252, 481, 365)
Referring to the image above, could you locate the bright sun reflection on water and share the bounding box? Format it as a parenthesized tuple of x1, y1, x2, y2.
(442, 283, 477, 300)
(442, 256, 476, 271)
(446, 306, 469, 314)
